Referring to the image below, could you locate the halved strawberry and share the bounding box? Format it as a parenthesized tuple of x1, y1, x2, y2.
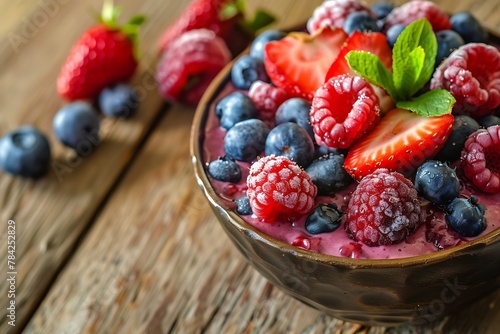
(263, 27, 348, 101)
(344, 108, 454, 180)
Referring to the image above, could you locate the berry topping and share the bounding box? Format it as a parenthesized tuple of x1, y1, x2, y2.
(231, 55, 270, 90)
(435, 30, 464, 66)
(224, 119, 270, 162)
(235, 195, 253, 215)
(385, 0, 451, 32)
(246, 155, 317, 221)
(461, 125, 500, 194)
(216, 92, 258, 130)
(248, 81, 289, 122)
(305, 153, 353, 195)
(450, 12, 488, 43)
(264, 27, 347, 101)
(343, 11, 380, 35)
(207, 155, 242, 183)
(250, 30, 286, 60)
(445, 196, 487, 237)
(414, 160, 460, 206)
(310, 74, 380, 149)
(98, 84, 139, 118)
(371, 2, 394, 20)
(344, 108, 454, 180)
(478, 115, 500, 128)
(305, 203, 343, 235)
(275, 98, 313, 140)
(430, 43, 500, 118)
(344, 169, 422, 246)
(434, 115, 480, 162)
(385, 24, 406, 48)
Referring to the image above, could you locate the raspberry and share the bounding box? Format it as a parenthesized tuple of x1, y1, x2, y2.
(306, 0, 374, 34)
(344, 169, 422, 246)
(310, 74, 380, 149)
(246, 155, 317, 221)
(156, 29, 231, 105)
(248, 81, 289, 121)
(430, 44, 500, 118)
(461, 125, 500, 194)
(385, 0, 451, 32)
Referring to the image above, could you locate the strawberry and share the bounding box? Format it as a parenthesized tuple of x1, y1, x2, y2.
(344, 108, 454, 180)
(264, 27, 348, 101)
(57, 4, 144, 101)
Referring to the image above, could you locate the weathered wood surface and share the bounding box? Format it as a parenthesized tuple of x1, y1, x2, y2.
(0, 0, 498, 333)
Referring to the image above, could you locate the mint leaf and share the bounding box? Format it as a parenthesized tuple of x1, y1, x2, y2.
(396, 89, 456, 117)
(245, 10, 276, 34)
(393, 46, 425, 98)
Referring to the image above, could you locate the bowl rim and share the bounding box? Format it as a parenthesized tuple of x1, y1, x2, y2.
(190, 49, 500, 270)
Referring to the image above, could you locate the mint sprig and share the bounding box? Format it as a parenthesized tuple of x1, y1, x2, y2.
(346, 18, 455, 117)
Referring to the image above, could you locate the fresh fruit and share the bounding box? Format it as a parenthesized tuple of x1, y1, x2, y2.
(434, 115, 480, 162)
(98, 83, 139, 118)
(0, 126, 51, 178)
(450, 12, 488, 43)
(264, 27, 348, 101)
(231, 55, 269, 90)
(371, 2, 394, 20)
(385, 0, 451, 32)
(246, 155, 317, 221)
(430, 43, 500, 118)
(249, 30, 286, 60)
(275, 98, 313, 140)
(385, 24, 406, 48)
(344, 108, 454, 180)
(215, 91, 257, 130)
(310, 74, 380, 149)
(478, 115, 500, 128)
(305, 203, 343, 235)
(344, 168, 422, 246)
(224, 119, 269, 162)
(248, 81, 289, 122)
(445, 196, 487, 237)
(461, 125, 500, 194)
(207, 155, 242, 183)
(343, 11, 380, 35)
(305, 153, 352, 195)
(57, 4, 144, 101)
(264, 122, 315, 168)
(435, 30, 464, 66)
(53, 102, 100, 153)
(235, 195, 253, 215)
(414, 160, 460, 206)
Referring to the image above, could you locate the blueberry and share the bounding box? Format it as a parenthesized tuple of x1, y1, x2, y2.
(445, 196, 487, 237)
(265, 122, 315, 168)
(98, 84, 139, 118)
(53, 102, 100, 154)
(435, 115, 480, 162)
(0, 126, 51, 178)
(249, 30, 286, 60)
(343, 11, 380, 35)
(435, 30, 464, 66)
(235, 195, 253, 215)
(231, 55, 269, 90)
(314, 145, 347, 159)
(224, 119, 270, 162)
(450, 12, 488, 43)
(478, 114, 500, 128)
(207, 155, 242, 183)
(386, 24, 406, 48)
(305, 203, 343, 235)
(215, 92, 258, 130)
(414, 160, 460, 206)
(306, 153, 352, 195)
(371, 2, 394, 19)
(275, 98, 314, 140)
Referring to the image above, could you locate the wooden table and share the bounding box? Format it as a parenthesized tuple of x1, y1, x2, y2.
(0, 0, 499, 333)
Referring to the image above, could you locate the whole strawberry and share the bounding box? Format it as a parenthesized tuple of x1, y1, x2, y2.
(57, 3, 144, 101)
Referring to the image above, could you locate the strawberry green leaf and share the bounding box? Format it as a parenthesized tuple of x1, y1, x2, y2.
(245, 10, 276, 34)
(396, 89, 456, 117)
(221, 0, 246, 20)
(393, 46, 425, 99)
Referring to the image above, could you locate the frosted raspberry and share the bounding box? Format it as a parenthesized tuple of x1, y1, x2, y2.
(344, 169, 422, 246)
(247, 155, 317, 221)
(461, 125, 500, 194)
(248, 81, 289, 121)
(431, 43, 500, 118)
(310, 74, 380, 149)
(307, 0, 375, 34)
(385, 1, 451, 32)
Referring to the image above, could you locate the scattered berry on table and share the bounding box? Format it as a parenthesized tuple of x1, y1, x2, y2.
(248, 81, 288, 122)
(231, 55, 269, 90)
(249, 30, 286, 60)
(235, 195, 253, 215)
(306, 153, 352, 195)
(414, 160, 460, 206)
(371, 2, 394, 20)
(344, 168, 422, 246)
(246, 155, 317, 221)
(461, 125, 500, 194)
(435, 30, 464, 67)
(385, 24, 406, 48)
(275, 98, 313, 140)
(434, 115, 480, 163)
(53, 102, 100, 153)
(224, 119, 270, 162)
(98, 84, 139, 118)
(310, 74, 380, 149)
(207, 155, 242, 183)
(385, 0, 451, 32)
(216, 92, 257, 130)
(0, 126, 51, 178)
(478, 114, 500, 128)
(450, 12, 488, 43)
(265, 122, 315, 168)
(445, 196, 487, 237)
(305, 203, 343, 235)
(343, 11, 380, 35)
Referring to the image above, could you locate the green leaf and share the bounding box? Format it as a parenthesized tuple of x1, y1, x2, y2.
(396, 89, 456, 117)
(393, 46, 425, 99)
(245, 9, 276, 34)
(127, 15, 146, 26)
(220, 0, 246, 20)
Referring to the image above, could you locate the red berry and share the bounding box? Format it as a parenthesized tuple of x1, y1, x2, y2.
(385, 0, 451, 32)
(306, 0, 375, 34)
(156, 29, 231, 105)
(247, 155, 317, 222)
(310, 74, 380, 149)
(344, 169, 422, 246)
(430, 43, 500, 118)
(248, 80, 289, 121)
(461, 125, 500, 194)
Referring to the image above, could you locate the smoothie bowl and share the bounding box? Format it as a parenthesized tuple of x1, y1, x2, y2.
(190, 0, 500, 326)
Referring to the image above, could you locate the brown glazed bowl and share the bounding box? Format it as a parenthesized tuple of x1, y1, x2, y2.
(190, 58, 500, 327)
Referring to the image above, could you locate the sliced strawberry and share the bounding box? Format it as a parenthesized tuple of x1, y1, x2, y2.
(264, 27, 348, 101)
(344, 108, 454, 180)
